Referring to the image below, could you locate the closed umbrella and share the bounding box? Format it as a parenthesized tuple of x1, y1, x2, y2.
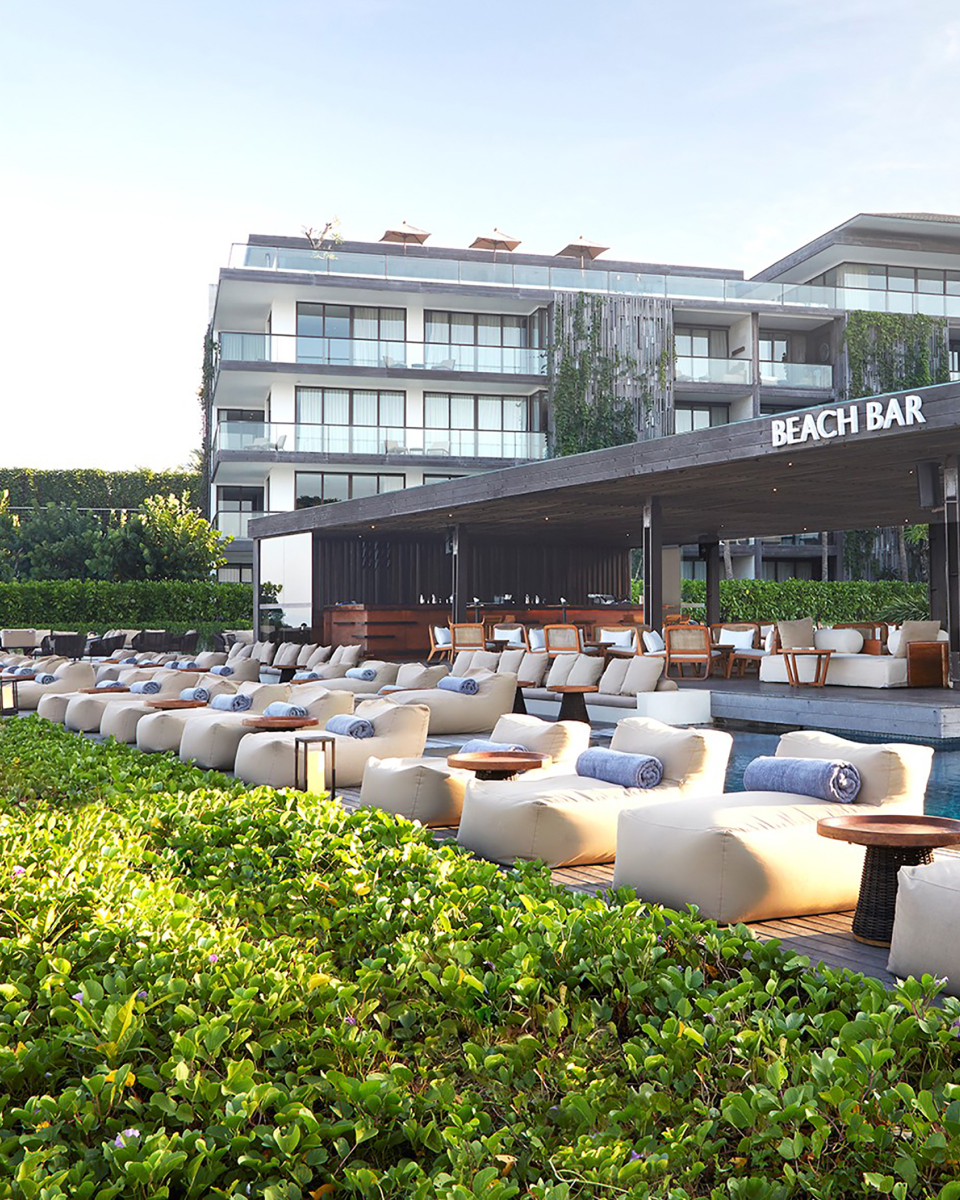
(470, 228, 521, 261)
(380, 221, 430, 255)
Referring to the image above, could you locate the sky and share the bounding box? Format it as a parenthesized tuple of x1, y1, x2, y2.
(2, 0, 959, 471)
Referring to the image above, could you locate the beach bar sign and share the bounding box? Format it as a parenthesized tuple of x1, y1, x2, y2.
(771, 393, 925, 447)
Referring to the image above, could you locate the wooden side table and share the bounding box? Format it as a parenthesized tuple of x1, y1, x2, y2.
(906, 641, 949, 688)
(547, 684, 598, 723)
(781, 648, 833, 687)
(148, 698, 208, 710)
(242, 716, 319, 731)
(818, 814, 960, 944)
(446, 750, 548, 782)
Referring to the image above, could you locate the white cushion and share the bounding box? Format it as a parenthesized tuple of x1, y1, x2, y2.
(257, 641, 278, 665)
(306, 645, 333, 668)
(891, 620, 943, 658)
(599, 658, 630, 695)
(599, 627, 636, 650)
(433, 626, 452, 646)
(775, 729, 932, 807)
(764, 628, 776, 653)
(887, 860, 960, 994)
(642, 630, 665, 653)
(330, 644, 362, 667)
(566, 655, 604, 687)
(517, 652, 548, 686)
(528, 629, 546, 651)
(272, 642, 301, 667)
(620, 656, 665, 695)
(295, 643, 319, 666)
(716, 627, 755, 650)
(490, 714, 590, 764)
(498, 648, 525, 674)
(546, 655, 576, 687)
(813, 628, 864, 654)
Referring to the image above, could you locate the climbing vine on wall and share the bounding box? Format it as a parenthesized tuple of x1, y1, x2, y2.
(843, 311, 950, 399)
(198, 330, 216, 519)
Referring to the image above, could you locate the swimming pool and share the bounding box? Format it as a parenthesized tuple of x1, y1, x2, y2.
(726, 731, 960, 819)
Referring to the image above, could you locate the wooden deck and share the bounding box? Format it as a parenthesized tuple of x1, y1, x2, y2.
(338, 787, 905, 988)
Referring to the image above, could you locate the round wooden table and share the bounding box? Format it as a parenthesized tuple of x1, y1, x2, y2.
(446, 750, 548, 782)
(547, 685, 598, 723)
(148, 698, 208, 710)
(242, 716, 319, 731)
(818, 814, 960, 945)
(79, 686, 129, 694)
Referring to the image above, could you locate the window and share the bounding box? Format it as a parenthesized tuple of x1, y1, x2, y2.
(762, 559, 816, 582)
(674, 327, 728, 358)
(216, 486, 264, 513)
(423, 393, 541, 431)
(217, 408, 265, 423)
(818, 262, 955, 296)
(424, 311, 542, 347)
(218, 564, 254, 584)
(758, 334, 789, 363)
(675, 404, 729, 433)
(296, 303, 405, 341)
(682, 559, 707, 581)
(296, 388, 405, 427)
(295, 472, 405, 508)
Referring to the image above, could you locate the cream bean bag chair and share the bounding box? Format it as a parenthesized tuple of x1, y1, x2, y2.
(612, 730, 933, 924)
(887, 859, 960, 993)
(393, 671, 517, 735)
(292, 644, 363, 681)
(178, 683, 347, 772)
(14, 661, 96, 711)
(380, 662, 450, 692)
(98, 675, 239, 744)
(234, 698, 430, 791)
(457, 717, 733, 868)
(137, 681, 288, 755)
(360, 713, 592, 827)
(321, 660, 400, 695)
(63, 670, 201, 733)
(38, 667, 163, 725)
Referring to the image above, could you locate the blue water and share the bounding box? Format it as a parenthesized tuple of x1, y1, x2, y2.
(725, 731, 960, 819)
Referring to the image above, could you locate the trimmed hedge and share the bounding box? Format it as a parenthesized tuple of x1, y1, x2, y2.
(1, 719, 960, 1198)
(0, 580, 254, 633)
(0, 468, 201, 511)
(681, 579, 929, 623)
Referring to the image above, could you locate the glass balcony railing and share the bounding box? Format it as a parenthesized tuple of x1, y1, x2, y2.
(228, 242, 960, 317)
(217, 331, 547, 376)
(213, 422, 549, 461)
(675, 356, 752, 386)
(758, 362, 833, 388)
(214, 510, 283, 538)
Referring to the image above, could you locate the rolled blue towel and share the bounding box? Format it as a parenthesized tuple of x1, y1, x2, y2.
(325, 714, 375, 739)
(180, 686, 211, 703)
(293, 670, 320, 681)
(576, 748, 664, 789)
(263, 701, 309, 718)
(97, 679, 124, 689)
(345, 666, 377, 681)
(14, 668, 36, 677)
(120, 656, 138, 664)
(438, 676, 479, 695)
(180, 660, 200, 670)
(743, 756, 861, 803)
(460, 738, 527, 754)
(210, 665, 234, 677)
(209, 692, 252, 712)
(35, 673, 58, 686)
(130, 680, 161, 695)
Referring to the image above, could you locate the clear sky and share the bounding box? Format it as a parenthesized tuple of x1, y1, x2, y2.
(2, 0, 958, 471)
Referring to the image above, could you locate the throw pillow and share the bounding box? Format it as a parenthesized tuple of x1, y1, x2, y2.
(777, 618, 815, 650)
(893, 620, 942, 658)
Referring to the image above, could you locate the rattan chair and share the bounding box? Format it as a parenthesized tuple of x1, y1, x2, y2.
(664, 625, 720, 679)
(543, 624, 581, 656)
(490, 623, 528, 651)
(428, 624, 453, 662)
(450, 624, 485, 655)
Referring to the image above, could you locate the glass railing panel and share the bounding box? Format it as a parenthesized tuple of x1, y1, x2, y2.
(724, 280, 783, 303)
(214, 511, 282, 538)
(758, 363, 833, 389)
(386, 256, 459, 282)
(608, 271, 648, 295)
(886, 290, 917, 315)
(675, 356, 752, 385)
(219, 332, 269, 361)
(916, 293, 947, 317)
(326, 251, 386, 278)
(666, 276, 726, 300)
(836, 287, 888, 312)
(550, 267, 610, 292)
(458, 261, 515, 286)
(780, 283, 837, 307)
(214, 421, 270, 451)
(512, 264, 551, 287)
(945, 297, 960, 318)
(217, 422, 548, 460)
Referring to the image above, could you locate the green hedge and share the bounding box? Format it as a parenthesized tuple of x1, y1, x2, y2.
(0, 468, 201, 511)
(680, 579, 929, 623)
(0, 580, 253, 633)
(1, 718, 960, 1198)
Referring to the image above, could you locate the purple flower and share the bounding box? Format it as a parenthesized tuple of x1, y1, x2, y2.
(630, 1150, 642, 1161)
(72, 992, 83, 1004)
(114, 1128, 140, 1149)
(137, 990, 148, 1000)
(11, 866, 25, 877)
(343, 1016, 357, 1026)
(951, 1017, 960, 1038)
(208, 954, 218, 964)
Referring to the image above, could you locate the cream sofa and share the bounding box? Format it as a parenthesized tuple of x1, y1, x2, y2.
(233, 698, 431, 790)
(62, 670, 201, 733)
(136, 681, 289, 754)
(14, 661, 96, 710)
(759, 625, 949, 689)
(521, 653, 678, 721)
(393, 671, 517, 735)
(359, 714, 592, 827)
(178, 684, 352, 771)
(613, 730, 933, 923)
(457, 717, 733, 867)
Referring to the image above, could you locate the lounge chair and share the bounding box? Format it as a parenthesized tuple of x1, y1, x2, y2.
(136, 681, 290, 755)
(13, 661, 96, 710)
(62, 669, 201, 732)
(392, 671, 517, 735)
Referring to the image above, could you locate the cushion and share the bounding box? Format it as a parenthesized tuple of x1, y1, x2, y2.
(892, 620, 942, 658)
(517, 652, 548, 686)
(433, 626, 453, 646)
(340, 644, 362, 667)
(814, 628, 864, 654)
(493, 626, 525, 646)
(621, 656, 665, 695)
(295, 643, 319, 666)
(470, 650, 501, 672)
(490, 714, 589, 763)
(576, 747, 663, 789)
(528, 629, 546, 651)
(306, 645, 333, 668)
(611, 717, 717, 786)
(774, 729, 932, 807)
(599, 658, 630, 695)
(498, 648, 525, 675)
(764, 627, 776, 653)
(567, 655, 604, 687)
(546, 655, 577, 687)
(257, 641, 278, 665)
(272, 643, 301, 668)
(716, 627, 755, 650)
(599, 627, 636, 650)
(393, 663, 448, 689)
(742, 756, 861, 803)
(887, 859, 960, 994)
(777, 618, 815, 650)
(232, 643, 254, 661)
(642, 630, 665, 653)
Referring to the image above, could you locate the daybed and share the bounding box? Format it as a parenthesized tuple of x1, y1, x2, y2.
(393, 671, 517, 735)
(758, 621, 948, 689)
(37, 666, 166, 725)
(456, 716, 733, 867)
(233, 698, 431, 789)
(62, 669, 201, 733)
(359, 713, 592, 826)
(98, 676, 239, 744)
(136, 682, 292, 754)
(612, 729, 933, 923)
(12, 661, 96, 710)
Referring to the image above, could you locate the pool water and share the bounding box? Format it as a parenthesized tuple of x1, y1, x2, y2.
(726, 731, 960, 819)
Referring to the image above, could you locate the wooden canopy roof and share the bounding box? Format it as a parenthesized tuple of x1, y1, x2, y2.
(251, 382, 960, 548)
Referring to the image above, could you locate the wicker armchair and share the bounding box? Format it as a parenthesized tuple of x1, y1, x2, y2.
(543, 624, 581, 656)
(450, 624, 485, 654)
(664, 625, 720, 679)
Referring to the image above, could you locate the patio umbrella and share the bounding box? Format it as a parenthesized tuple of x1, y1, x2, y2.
(380, 221, 430, 255)
(470, 228, 521, 261)
(555, 236, 609, 264)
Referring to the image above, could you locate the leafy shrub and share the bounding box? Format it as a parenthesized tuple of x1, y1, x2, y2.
(677, 579, 929, 624)
(0, 718, 959, 1198)
(0, 468, 201, 511)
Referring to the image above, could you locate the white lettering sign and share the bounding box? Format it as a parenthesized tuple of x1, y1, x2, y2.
(770, 394, 925, 447)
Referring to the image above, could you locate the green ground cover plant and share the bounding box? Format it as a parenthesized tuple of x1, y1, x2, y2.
(0, 719, 959, 1198)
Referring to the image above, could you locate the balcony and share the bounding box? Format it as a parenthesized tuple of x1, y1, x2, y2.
(217, 331, 547, 376)
(675, 356, 752, 386)
(212, 421, 549, 461)
(214, 510, 283, 539)
(759, 362, 833, 389)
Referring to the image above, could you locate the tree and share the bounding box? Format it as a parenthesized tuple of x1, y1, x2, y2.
(98, 493, 229, 581)
(12, 504, 106, 581)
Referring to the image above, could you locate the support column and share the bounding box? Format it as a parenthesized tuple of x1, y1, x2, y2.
(311, 531, 323, 636)
(252, 537, 262, 638)
(702, 541, 721, 627)
(943, 461, 960, 684)
(451, 525, 470, 624)
(642, 498, 662, 630)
